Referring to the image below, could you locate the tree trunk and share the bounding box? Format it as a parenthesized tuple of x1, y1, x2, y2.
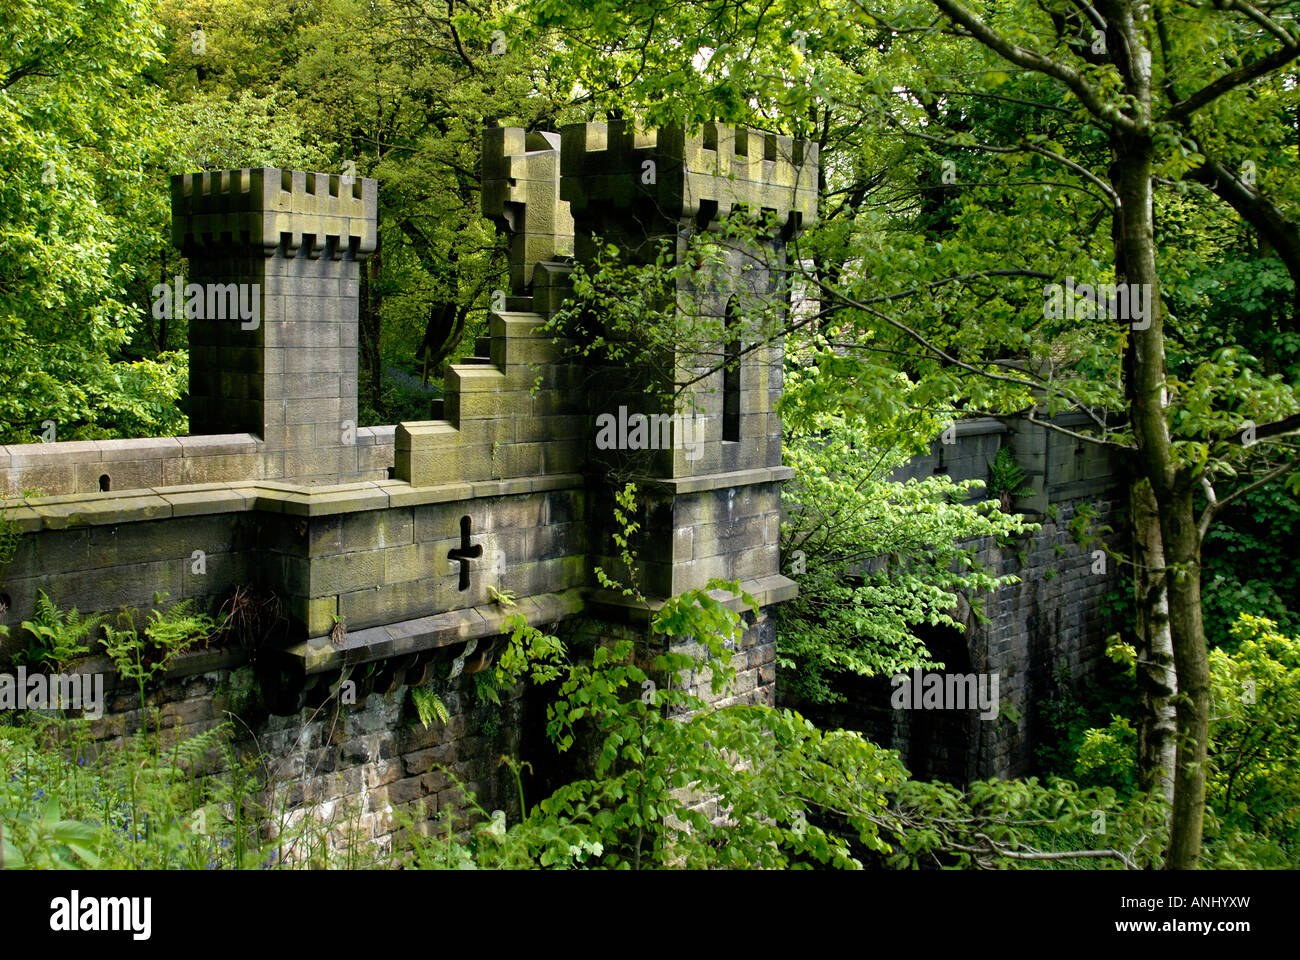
(1131, 477, 1176, 802)
(1108, 6, 1209, 867)
(419, 301, 469, 381)
(1115, 139, 1211, 867)
(1157, 483, 1211, 869)
(1112, 138, 1207, 865)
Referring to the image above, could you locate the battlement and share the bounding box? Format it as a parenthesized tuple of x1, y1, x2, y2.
(559, 120, 818, 235)
(481, 128, 574, 294)
(171, 167, 378, 259)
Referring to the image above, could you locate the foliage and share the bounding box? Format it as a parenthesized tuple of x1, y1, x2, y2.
(1079, 615, 1300, 866)
(411, 688, 450, 730)
(100, 593, 220, 719)
(1075, 716, 1139, 796)
(1, 590, 379, 870)
(0, 573, 1170, 871)
(1200, 483, 1300, 648)
(543, 219, 792, 416)
(0, 716, 377, 870)
(14, 591, 103, 671)
(1034, 650, 1139, 790)
(393, 578, 1166, 870)
(985, 447, 1035, 509)
(1203, 614, 1300, 865)
(778, 371, 1037, 705)
(487, 585, 517, 607)
(594, 483, 646, 600)
(0, 0, 188, 443)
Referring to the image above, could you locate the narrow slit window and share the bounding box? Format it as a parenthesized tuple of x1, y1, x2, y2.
(723, 300, 741, 442)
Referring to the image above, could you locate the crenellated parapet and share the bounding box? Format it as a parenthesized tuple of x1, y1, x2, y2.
(170, 168, 378, 259)
(559, 120, 818, 257)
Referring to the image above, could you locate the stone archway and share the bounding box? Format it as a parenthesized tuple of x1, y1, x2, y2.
(890, 622, 983, 785)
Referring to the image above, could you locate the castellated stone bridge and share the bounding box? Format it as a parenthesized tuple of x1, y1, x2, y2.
(0, 121, 1122, 848)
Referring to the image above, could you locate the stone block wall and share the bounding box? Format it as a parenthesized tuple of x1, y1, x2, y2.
(0, 478, 592, 672)
(825, 415, 1129, 783)
(58, 640, 528, 861)
(395, 292, 588, 489)
(559, 120, 817, 261)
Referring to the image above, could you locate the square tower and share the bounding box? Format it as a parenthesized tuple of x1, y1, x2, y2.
(171, 168, 378, 483)
(559, 120, 818, 480)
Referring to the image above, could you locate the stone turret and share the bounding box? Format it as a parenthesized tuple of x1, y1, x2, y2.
(559, 119, 818, 479)
(171, 168, 378, 483)
(551, 120, 817, 613)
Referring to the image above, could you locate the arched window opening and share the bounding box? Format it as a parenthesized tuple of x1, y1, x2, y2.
(723, 299, 741, 442)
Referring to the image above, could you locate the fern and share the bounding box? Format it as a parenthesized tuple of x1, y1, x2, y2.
(411, 687, 449, 729)
(986, 447, 1035, 498)
(103, 592, 217, 686)
(17, 589, 103, 670)
(0, 508, 21, 585)
(168, 723, 232, 774)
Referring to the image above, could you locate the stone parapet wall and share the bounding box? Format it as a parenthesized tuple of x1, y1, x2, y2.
(0, 476, 588, 648)
(0, 427, 395, 501)
(893, 413, 1124, 511)
(0, 435, 258, 499)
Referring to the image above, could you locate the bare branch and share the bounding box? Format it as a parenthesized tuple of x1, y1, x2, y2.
(1204, 458, 1297, 524)
(924, 0, 1139, 135)
(1162, 42, 1300, 123)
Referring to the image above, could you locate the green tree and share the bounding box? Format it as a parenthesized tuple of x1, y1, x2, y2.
(522, 0, 1300, 869)
(778, 368, 1037, 705)
(1080, 612, 1300, 865)
(0, 0, 187, 442)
